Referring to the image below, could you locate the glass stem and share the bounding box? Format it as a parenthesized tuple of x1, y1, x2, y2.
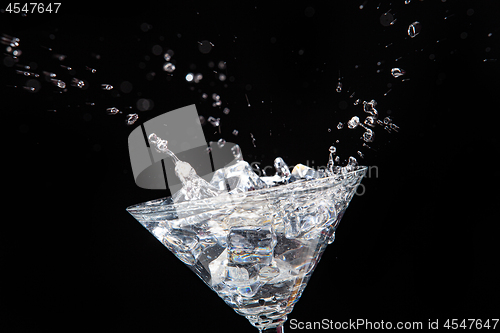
(259, 326, 284, 333)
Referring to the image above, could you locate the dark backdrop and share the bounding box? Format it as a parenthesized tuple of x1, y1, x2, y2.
(2, 1, 499, 331)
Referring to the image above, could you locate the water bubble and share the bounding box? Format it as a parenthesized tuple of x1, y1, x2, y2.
(185, 73, 194, 82)
(337, 122, 344, 129)
(336, 81, 342, 93)
(163, 62, 176, 73)
(383, 116, 392, 124)
(391, 68, 406, 78)
(329, 146, 336, 154)
(223, 107, 230, 115)
(101, 84, 113, 90)
(106, 107, 119, 115)
(194, 73, 203, 83)
(125, 113, 139, 125)
(217, 138, 226, 148)
(232, 129, 239, 136)
(405, 0, 411, 4)
(202, 93, 208, 99)
(136, 98, 154, 111)
(86, 66, 97, 73)
(408, 21, 422, 38)
(357, 151, 365, 158)
(218, 61, 226, 70)
(198, 40, 213, 54)
(53, 54, 67, 61)
(380, 12, 394, 27)
(198, 115, 205, 125)
(164, 53, 171, 61)
(362, 129, 375, 142)
(347, 116, 360, 129)
(353, 99, 361, 106)
(218, 73, 226, 81)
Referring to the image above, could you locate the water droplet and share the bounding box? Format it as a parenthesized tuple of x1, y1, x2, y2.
(336, 81, 342, 93)
(250, 133, 256, 147)
(364, 116, 376, 127)
(218, 61, 226, 69)
(51, 79, 66, 89)
(390, 123, 400, 132)
(383, 116, 393, 124)
(348, 116, 360, 129)
(329, 146, 336, 154)
(163, 62, 175, 73)
(217, 138, 226, 148)
(185, 73, 194, 82)
(148, 133, 159, 144)
(218, 73, 226, 81)
(354, 99, 361, 106)
(337, 122, 344, 129)
(363, 100, 378, 115)
(101, 84, 113, 90)
(232, 129, 239, 136)
(207, 116, 220, 127)
(405, 0, 411, 4)
(106, 107, 120, 115)
(408, 21, 422, 38)
(125, 113, 139, 125)
(391, 68, 406, 78)
(86, 66, 96, 73)
(164, 53, 171, 61)
(71, 78, 85, 88)
(231, 145, 242, 160)
(223, 107, 230, 115)
(362, 129, 375, 142)
(357, 151, 365, 158)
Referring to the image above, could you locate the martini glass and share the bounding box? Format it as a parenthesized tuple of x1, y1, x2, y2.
(127, 166, 367, 332)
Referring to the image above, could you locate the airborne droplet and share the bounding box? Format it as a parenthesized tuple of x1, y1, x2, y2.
(163, 62, 176, 73)
(106, 107, 119, 115)
(125, 113, 139, 125)
(408, 21, 422, 38)
(391, 68, 406, 78)
(347, 116, 360, 129)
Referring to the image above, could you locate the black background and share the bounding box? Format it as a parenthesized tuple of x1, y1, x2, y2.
(2, 1, 499, 331)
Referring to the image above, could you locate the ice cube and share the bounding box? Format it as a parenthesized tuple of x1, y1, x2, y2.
(209, 248, 228, 286)
(162, 228, 202, 265)
(172, 161, 221, 202)
(260, 175, 284, 187)
(227, 225, 277, 265)
(210, 160, 268, 194)
(274, 157, 290, 178)
(291, 164, 324, 180)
